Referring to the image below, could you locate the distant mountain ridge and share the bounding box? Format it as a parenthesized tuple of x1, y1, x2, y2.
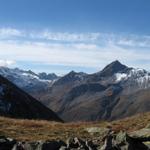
(0, 61, 150, 122)
(0, 67, 59, 96)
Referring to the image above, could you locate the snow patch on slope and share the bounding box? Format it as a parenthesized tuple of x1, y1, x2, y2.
(22, 72, 39, 79)
(115, 68, 150, 89)
(0, 67, 58, 92)
(115, 73, 127, 82)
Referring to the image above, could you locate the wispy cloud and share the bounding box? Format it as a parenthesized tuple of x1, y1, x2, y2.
(0, 27, 150, 73)
(0, 28, 23, 39)
(37, 31, 100, 42)
(0, 27, 101, 42)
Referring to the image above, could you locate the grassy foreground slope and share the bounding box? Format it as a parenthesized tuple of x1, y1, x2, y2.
(0, 112, 150, 142)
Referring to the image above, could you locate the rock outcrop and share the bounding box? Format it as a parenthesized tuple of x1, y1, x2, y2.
(1, 130, 150, 150)
(100, 131, 150, 150)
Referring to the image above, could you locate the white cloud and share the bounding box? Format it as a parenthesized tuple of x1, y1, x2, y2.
(0, 40, 149, 69)
(0, 59, 16, 67)
(0, 27, 150, 72)
(116, 35, 150, 47)
(0, 27, 102, 42)
(1, 27, 150, 47)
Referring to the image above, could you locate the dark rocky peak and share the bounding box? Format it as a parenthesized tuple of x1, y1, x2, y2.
(38, 72, 58, 80)
(11, 68, 38, 76)
(26, 70, 37, 76)
(54, 71, 87, 85)
(100, 60, 128, 77)
(67, 70, 77, 76)
(86, 61, 128, 82)
(67, 71, 86, 78)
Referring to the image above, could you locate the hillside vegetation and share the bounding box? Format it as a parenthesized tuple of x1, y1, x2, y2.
(0, 112, 150, 142)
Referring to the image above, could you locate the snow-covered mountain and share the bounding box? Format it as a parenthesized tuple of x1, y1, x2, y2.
(0, 67, 59, 94)
(86, 61, 150, 94)
(113, 68, 150, 94)
(115, 68, 150, 86)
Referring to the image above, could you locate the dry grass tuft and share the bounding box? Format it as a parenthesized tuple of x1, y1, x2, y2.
(0, 112, 150, 141)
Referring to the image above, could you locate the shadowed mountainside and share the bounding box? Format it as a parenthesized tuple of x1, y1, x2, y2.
(0, 75, 62, 122)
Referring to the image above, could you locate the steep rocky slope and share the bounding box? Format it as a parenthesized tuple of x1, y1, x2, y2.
(0, 75, 62, 122)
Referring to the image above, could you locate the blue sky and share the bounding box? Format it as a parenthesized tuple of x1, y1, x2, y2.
(0, 0, 150, 74)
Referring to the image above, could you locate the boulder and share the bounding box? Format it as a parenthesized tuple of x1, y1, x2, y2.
(66, 137, 90, 149)
(129, 127, 150, 149)
(12, 141, 42, 150)
(85, 127, 110, 137)
(59, 146, 69, 150)
(129, 128, 150, 142)
(12, 140, 66, 150)
(100, 131, 150, 150)
(0, 136, 16, 150)
(66, 137, 80, 148)
(85, 140, 97, 150)
(42, 140, 66, 150)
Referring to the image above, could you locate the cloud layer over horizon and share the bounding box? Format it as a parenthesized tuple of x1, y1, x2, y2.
(0, 27, 150, 74)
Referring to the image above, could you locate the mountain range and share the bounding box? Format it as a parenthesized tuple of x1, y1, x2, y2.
(0, 67, 59, 97)
(0, 61, 150, 122)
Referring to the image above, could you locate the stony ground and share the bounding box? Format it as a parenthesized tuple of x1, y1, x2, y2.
(0, 113, 150, 149)
(0, 112, 150, 142)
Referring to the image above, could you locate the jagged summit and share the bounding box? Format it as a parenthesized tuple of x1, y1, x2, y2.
(38, 72, 58, 80)
(54, 70, 87, 85)
(100, 60, 128, 77)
